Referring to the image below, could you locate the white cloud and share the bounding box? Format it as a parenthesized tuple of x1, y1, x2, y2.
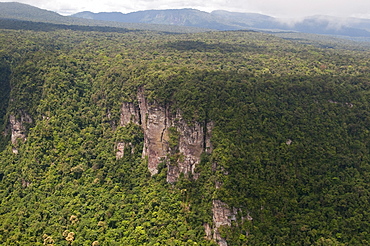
(245, 0, 370, 18)
(1, 0, 370, 18)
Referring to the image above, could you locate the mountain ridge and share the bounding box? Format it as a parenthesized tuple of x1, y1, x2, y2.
(72, 8, 244, 30)
(0, 2, 210, 33)
(71, 8, 370, 37)
(1, 2, 370, 37)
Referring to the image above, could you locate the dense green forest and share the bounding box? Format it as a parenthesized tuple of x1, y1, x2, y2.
(1, 25, 370, 246)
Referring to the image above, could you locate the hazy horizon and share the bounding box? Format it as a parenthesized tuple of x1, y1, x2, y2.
(1, 0, 370, 19)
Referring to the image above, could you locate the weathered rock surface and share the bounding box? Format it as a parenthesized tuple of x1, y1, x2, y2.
(120, 102, 140, 126)
(118, 89, 250, 246)
(116, 101, 141, 159)
(137, 90, 170, 175)
(167, 116, 213, 183)
(118, 89, 212, 182)
(212, 200, 237, 246)
(9, 112, 32, 150)
(204, 223, 213, 240)
(116, 142, 125, 159)
(211, 199, 252, 245)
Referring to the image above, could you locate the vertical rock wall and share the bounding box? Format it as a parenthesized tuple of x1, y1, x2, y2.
(212, 200, 234, 246)
(9, 112, 32, 153)
(137, 90, 170, 176)
(167, 116, 213, 183)
(212, 199, 252, 246)
(120, 102, 140, 126)
(116, 142, 125, 159)
(118, 89, 212, 182)
(118, 89, 248, 246)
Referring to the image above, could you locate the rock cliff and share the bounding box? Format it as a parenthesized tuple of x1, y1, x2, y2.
(212, 200, 235, 246)
(9, 112, 32, 153)
(120, 102, 140, 126)
(117, 89, 248, 246)
(118, 89, 213, 182)
(211, 200, 252, 246)
(137, 90, 171, 176)
(167, 117, 213, 182)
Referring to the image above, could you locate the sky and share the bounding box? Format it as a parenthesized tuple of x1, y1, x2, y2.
(2, 0, 370, 19)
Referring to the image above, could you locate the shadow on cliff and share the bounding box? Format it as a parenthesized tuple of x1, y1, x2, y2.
(0, 59, 11, 151)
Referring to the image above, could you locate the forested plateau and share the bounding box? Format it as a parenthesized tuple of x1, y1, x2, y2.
(1, 26, 370, 246)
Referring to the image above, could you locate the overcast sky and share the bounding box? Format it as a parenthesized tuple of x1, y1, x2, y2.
(2, 0, 370, 19)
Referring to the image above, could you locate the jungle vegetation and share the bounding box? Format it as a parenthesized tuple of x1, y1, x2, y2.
(1, 23, 370, 245)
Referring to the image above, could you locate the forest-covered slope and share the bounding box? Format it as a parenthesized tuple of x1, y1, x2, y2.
(1, 27, 370, 246)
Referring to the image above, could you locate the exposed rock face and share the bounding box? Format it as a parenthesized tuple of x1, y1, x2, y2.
(204, 223, 213, 240)
(120, 102, 140, 126)
(212, 200, 252, 246)
(10, 115, 25, 145)
(138, 91, 170, 175)
(9, 112, 32, 148)
(116, 101, 141, 160)
(167, 116, 213, 183)
(212, 200, 237, 246)
(116, 142, 125, 159)
(118, 89, 212, 182)
(118, 90, 247, 246)
(210, 157, 251, 245)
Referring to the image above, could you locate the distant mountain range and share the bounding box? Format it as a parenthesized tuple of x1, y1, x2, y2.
(0, 2, 209, 33)
(72, 9, 370, 37)
(1, 2, 370, 37)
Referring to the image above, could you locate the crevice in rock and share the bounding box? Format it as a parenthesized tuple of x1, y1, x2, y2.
(137, 102, 142, 125)
(203, 111, 208, 151)
(160, 105, 167, 143)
